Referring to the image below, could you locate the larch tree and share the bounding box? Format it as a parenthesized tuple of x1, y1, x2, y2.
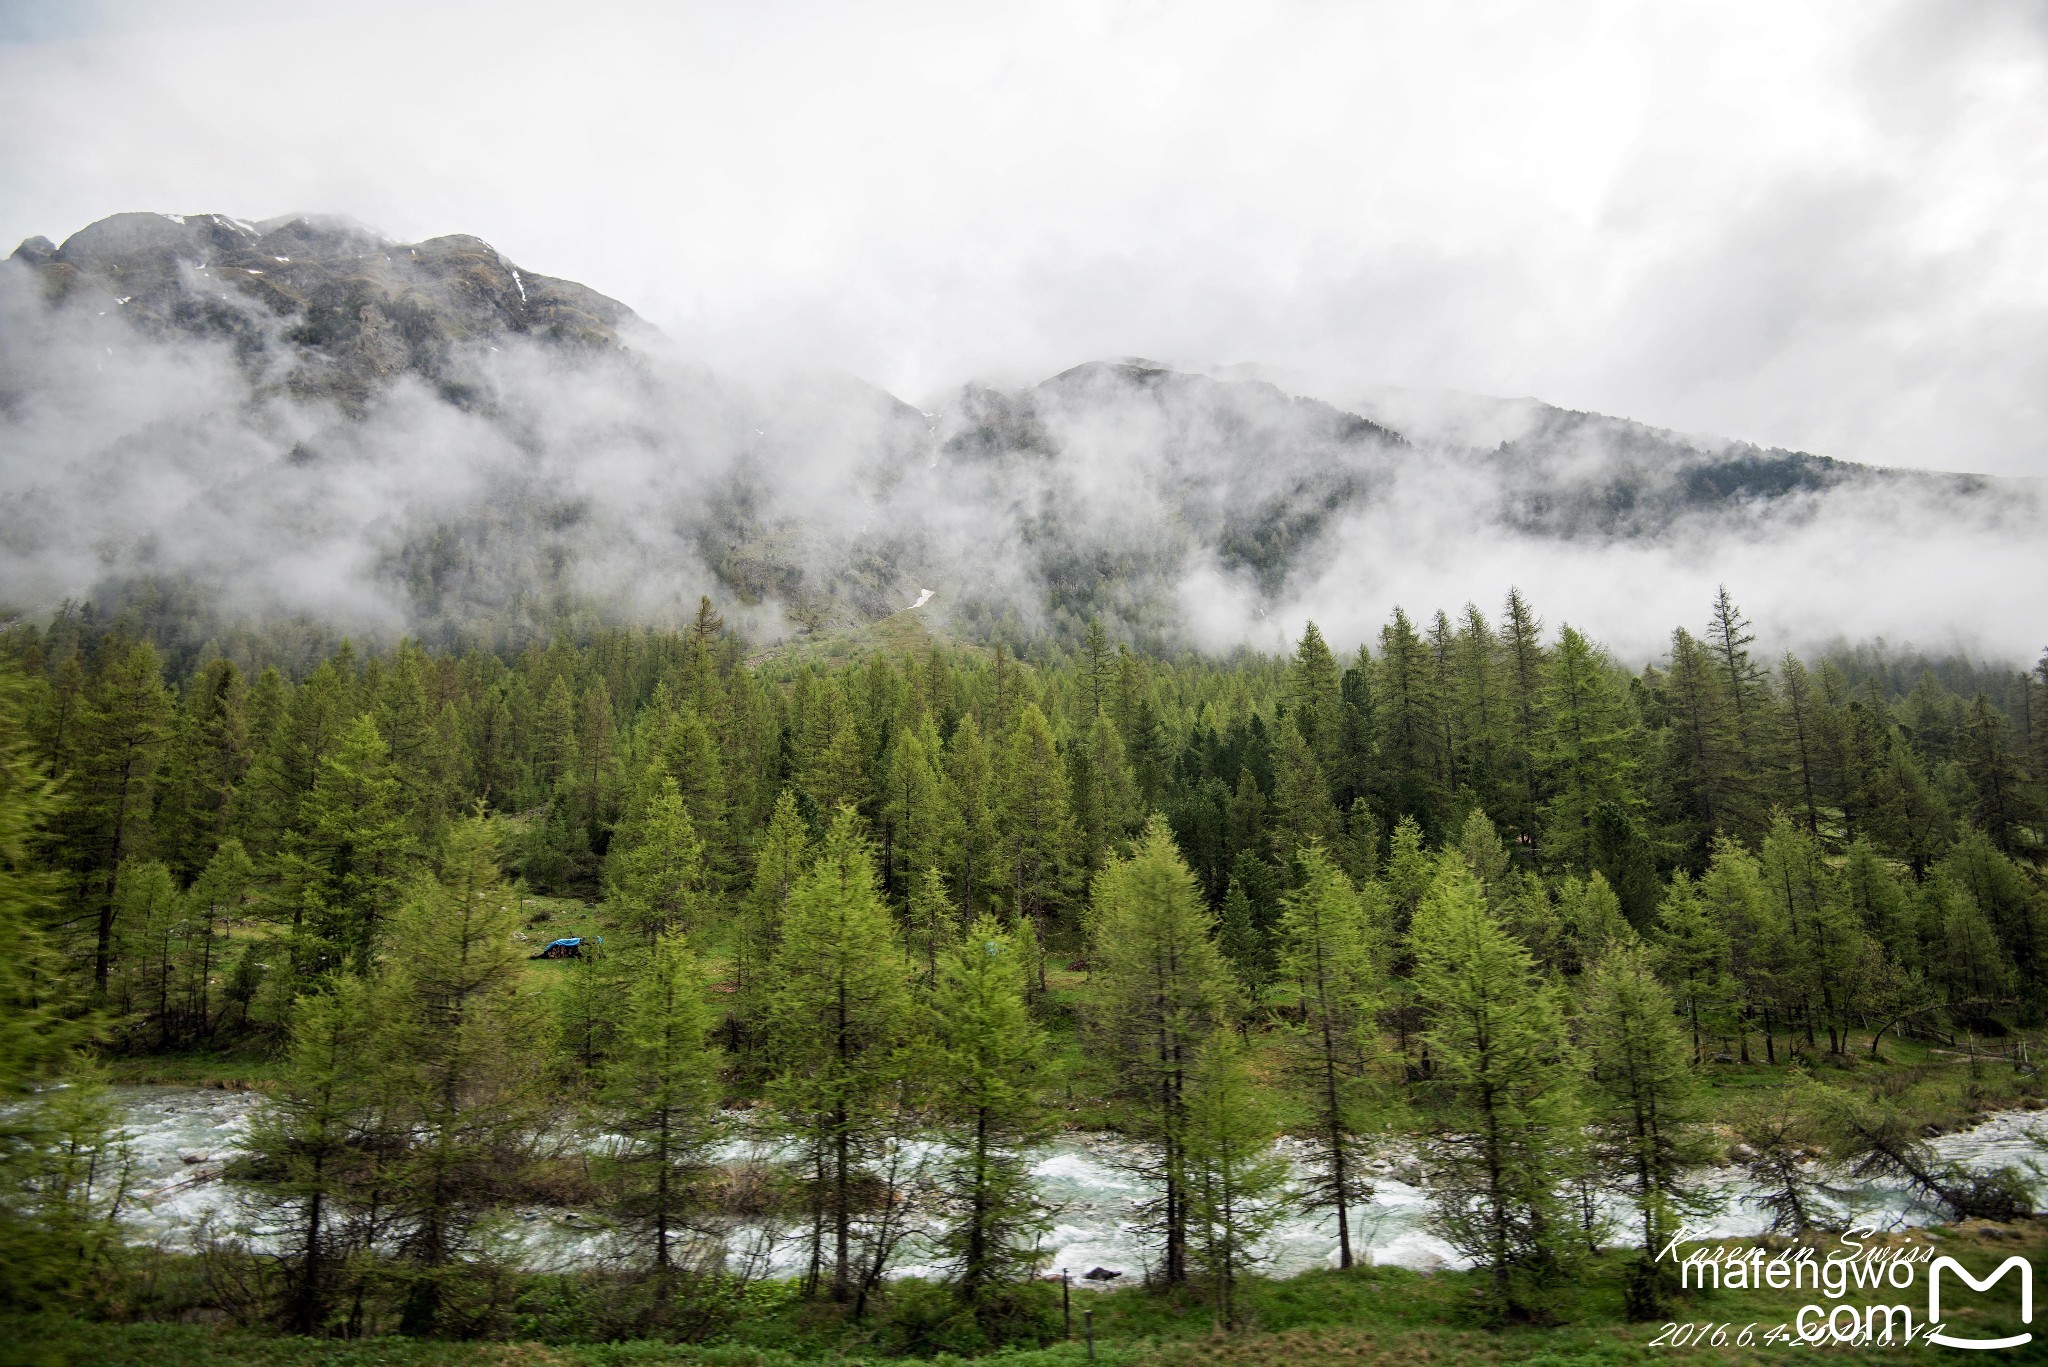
(731, 788, 810, 1056)
(992, 703, 1078, 984)
(0, 667, 118, 1311)
(249, 973, 383, 1334)
(1411, 857, 1583, 1323)
(1758, 815, 1862, 1053)
(1183, 1027, 1290, 1333)
(906, 864, 958, 989)
(1498, 587, 1549, 837)
(765, 808, 913, 1304)
(925, 914, 1054, 1317)
(1269, 721, 1343, 855)
(1083, 818, 1237, 1285)
(1272, 842, 1384, 1268)
(185, 839, 254, 1039)
(382, 819, 550, 1336)
(943, 714, 997, 919)
(1537, 625, 1641, 878)
(301, 713, 418, 972)
(1581, 944, 1712, 1318)
(1069, 710, 1140, 872)
(602, 931, 723, 1314)
(1696, 836, 1772, 1061)
(1374, 608, 1445, 830)
(884, 718, 950, 900)
(64, 639, 173, 995)
(153, 657, 250, 883)
(1651, 872, 1734, 1064)
(607, 773, 710, 944)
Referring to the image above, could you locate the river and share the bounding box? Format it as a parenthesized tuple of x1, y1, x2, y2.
(109, 1086, 2047, 1281)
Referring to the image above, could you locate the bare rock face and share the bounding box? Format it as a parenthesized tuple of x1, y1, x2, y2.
(9, 211, 637, 411)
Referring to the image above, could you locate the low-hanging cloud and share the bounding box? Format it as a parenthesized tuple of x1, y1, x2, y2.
(2, 221, 2043, 672)
(2, 1, 2044, 480)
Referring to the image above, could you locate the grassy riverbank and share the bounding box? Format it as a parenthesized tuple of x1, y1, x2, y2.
(8, 1220, 2042, 1366)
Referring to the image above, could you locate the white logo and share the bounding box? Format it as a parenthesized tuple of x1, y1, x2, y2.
(1927, 1255, 2032, 1351)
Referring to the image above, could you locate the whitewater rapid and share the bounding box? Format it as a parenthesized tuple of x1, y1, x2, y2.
(107, 1087, 2047, 1279)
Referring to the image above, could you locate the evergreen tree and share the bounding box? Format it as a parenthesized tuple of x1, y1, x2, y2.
(992, 704, 1078, 982)
(765, 809, 913, 1303)
(884, 718, 950, 899)
(552, 940, 627, 1077)
(1083, 819, 1236, 1285)
(1705, 586, 1770, 746)
(1455, 808, 1513, 910)
(657, 708, 734, 893)
(607, 772, 710, 943)
(1411, 857, 1583, 1322)
(300, 713, 419, 972)
(943, 714, 997, 919)
(381, 819, 549, 1336)
(1961, 695, 2038, 856)
(1661, 627, 1748, 854)
(153, 657, 250, 882)
(1374, 608, 1445, 830)
(602, 931, 723, 1309)
(1269, 720, 1342, 855)
(111, 860, 181, 1046)
(1289, 621, 1343, 773)
(1581, 944, 1712, 1317)
(248, 974, 382, 1333)
(1451, 604, 1505, 813)
(906, 864, 958, 989)
(1777, 655, 1825, 836)
(1068, 711, 1140, 871)
(1498, 588, 1549, 837)
(926, 915, 1054, 1316)
(1080, 619, 1114, 720)
(1272, 843, 1383, 1268)
(0, 668, 119, 1311)
(1937, 829, 2048, 1015)
(732, 790, 809, 1055)
(185, 839, 254, 1040)
(1538, 626, 1642, 879)
(1183, 1028, 1289, 1332)
(1759, 814, 1862, 1053)
(1698, 837, 1770, 1061)
(63, 640, 174, 994)
(1651, 872, 1734, 1063)
(1216, 874, 1269, 1002)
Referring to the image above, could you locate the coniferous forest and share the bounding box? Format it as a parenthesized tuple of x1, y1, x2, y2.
(2, 587, 2045, 1362)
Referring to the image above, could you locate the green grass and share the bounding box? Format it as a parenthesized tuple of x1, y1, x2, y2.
(515, 895, 612, 979)
(10, 1221, 2042, 1365)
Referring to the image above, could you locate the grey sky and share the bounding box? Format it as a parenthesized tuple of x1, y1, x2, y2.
(3, 0, 2044, 476)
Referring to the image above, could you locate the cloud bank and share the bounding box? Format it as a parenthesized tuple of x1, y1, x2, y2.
(2, 0, 2045, 479)
(3, 245, 2041, 669)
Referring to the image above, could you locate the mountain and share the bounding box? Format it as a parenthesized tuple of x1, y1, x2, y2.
(0, 212, 2030, 660)
(9, 211, 635, 411)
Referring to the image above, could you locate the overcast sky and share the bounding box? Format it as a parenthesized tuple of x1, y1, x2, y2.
(4, 0, 2044, 476)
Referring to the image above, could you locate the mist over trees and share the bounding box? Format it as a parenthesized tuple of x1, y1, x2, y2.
(0, 581, 2044, 1340)
(6, 214, 2046, 667)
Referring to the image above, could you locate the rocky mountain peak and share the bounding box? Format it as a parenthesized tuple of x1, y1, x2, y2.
(8, 210, 639, 411)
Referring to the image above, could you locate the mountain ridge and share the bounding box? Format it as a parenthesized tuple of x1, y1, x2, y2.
(2, 211, 2032, 657)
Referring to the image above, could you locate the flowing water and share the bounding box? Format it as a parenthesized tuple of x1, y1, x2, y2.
(108, 1086, 2048, 1280)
